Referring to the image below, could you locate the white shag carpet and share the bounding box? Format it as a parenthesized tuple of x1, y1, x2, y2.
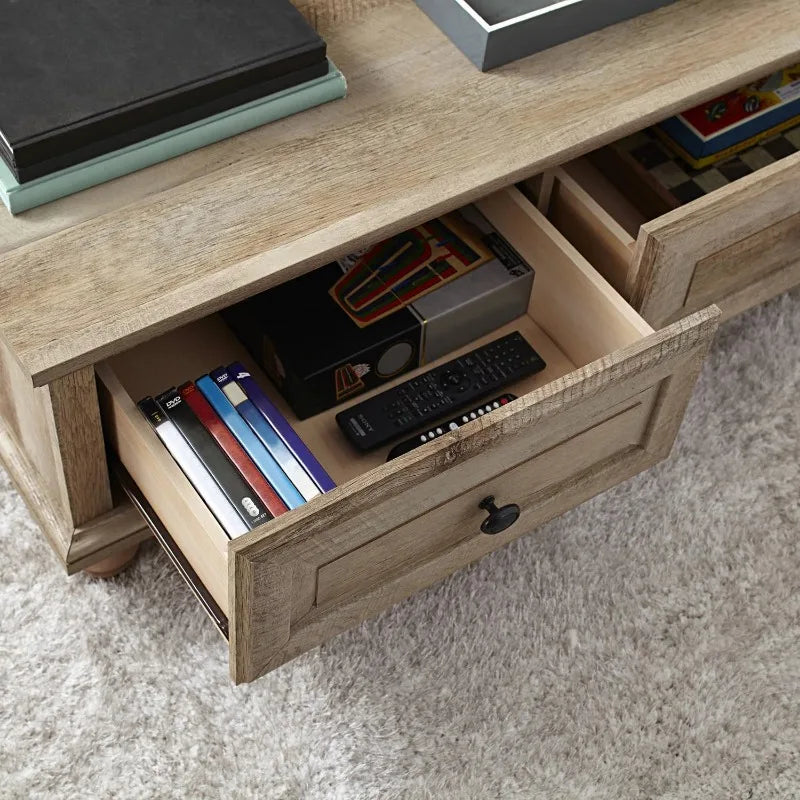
(1, 290, 798, 799)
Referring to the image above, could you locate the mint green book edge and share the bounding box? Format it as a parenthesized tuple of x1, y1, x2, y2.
(1, 60, 346, 214)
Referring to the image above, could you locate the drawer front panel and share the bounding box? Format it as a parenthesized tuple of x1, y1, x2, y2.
(228, 307, 719, 683)
(687, 211, 800, 311)
(315, 387, 656, 608)
(631, 152, 800, 327)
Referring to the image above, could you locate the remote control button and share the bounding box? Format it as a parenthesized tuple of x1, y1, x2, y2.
(344, 333, 544, 452)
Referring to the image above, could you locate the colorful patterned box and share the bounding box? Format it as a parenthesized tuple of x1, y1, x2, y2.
(657, 63, 800, 168)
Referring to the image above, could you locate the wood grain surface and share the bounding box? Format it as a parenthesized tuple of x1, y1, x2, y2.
(630, 152, 800, 326)
(0, 336, 116, 562)
(228, 305, 720, 682)
(0, 0, 796, 385)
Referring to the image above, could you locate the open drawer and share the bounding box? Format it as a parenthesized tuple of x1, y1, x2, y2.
(95, 186, 719, 683)
(534, 148, 800, 328)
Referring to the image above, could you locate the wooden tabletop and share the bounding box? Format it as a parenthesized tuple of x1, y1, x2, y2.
(2, 0, 798, 386)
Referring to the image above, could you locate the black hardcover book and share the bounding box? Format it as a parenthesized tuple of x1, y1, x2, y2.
(0, 0, 327, 181)
(155, 388, 271, 531)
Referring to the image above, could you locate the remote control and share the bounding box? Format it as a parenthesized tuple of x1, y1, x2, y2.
(336, 331, 546, 451)
(386, 394, 517, 461)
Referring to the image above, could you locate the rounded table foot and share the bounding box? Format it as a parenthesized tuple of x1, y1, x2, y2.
(83, 544, 141, 579)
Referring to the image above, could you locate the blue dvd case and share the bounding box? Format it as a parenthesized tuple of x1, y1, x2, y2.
(210, 367, 320, 502)
(227, 361, 335, 493)
(195, 375, 304, 510)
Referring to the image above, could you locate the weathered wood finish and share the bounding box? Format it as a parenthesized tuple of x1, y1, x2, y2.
(89, 186, 721, 681)
(547, 151, 800, 327)
(630, 152, 800, 327)
(0, 0, 797, 385)
(315, 389, 657, 607)
(296, 0, 396, 31)
(66, 505, 153, 574)
(0, 336, 139, 566)
(47, 368, 113, 527)
(0, 0, 788, 680)
(94, 185, 643, 608)
(229, 305, 719, 682)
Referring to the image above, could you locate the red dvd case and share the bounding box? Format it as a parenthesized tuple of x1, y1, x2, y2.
(179, 381, 288, 518)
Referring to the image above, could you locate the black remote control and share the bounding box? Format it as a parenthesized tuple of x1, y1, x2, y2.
(386, 394, 517, 461)
(336, 331, 546, 451)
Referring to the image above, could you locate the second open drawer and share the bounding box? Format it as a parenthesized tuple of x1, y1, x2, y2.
(536, 149, 800, 328)
(95, 186, 719, 683)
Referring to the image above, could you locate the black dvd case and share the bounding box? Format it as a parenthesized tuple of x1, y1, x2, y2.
(155, 388, 271, 531)
(0, 0, 327, 181)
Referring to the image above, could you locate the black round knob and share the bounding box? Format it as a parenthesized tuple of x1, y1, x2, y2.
(478, 495, 520, 535)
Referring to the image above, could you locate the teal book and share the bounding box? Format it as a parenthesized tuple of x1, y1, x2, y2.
(1, 61, 346, 215)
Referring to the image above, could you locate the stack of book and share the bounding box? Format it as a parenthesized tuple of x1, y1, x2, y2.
(139, 364, 335, 539)
(0, 0, 346, 214)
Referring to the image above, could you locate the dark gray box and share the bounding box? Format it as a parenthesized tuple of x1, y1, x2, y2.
(414, 0, 679, 70)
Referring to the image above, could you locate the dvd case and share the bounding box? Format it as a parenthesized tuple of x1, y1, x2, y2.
(210, 367, 320, 502)
(227, 361, 335, 492)
(137, 397, 247, 538)
(179, 381, 288, 518)
(155, 388, 271, 530)
(195, 376, 305, 510)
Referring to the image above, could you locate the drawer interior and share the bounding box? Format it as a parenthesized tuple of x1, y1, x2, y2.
(95, 186, 654, 620)
(536, 157, 645, 296)
(538, 115, 800, 301)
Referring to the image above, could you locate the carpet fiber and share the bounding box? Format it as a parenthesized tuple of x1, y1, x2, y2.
(1, 291, 798, 799)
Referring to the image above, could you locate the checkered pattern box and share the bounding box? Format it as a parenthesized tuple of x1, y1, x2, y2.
(613, 125, 800, 207)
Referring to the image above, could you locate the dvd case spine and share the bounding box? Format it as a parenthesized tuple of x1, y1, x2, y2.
(227, 361, 336, 493)
(179, 381, 289, 518)
(211, 367, 320, 502)
(137, 396, 247, 538)
(155, 388, 271, 530)
(195, 376, 305, 510)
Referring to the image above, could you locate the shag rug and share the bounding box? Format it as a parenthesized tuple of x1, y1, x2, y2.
(1, 290, 798, 799)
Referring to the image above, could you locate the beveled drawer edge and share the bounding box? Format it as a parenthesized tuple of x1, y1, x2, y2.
(313, 390, 652, 608)
(115, 463, 229, 639)
(312, 384, 648, 608)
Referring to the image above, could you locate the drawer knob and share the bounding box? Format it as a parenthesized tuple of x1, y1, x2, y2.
(478, 495, 520, 535)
